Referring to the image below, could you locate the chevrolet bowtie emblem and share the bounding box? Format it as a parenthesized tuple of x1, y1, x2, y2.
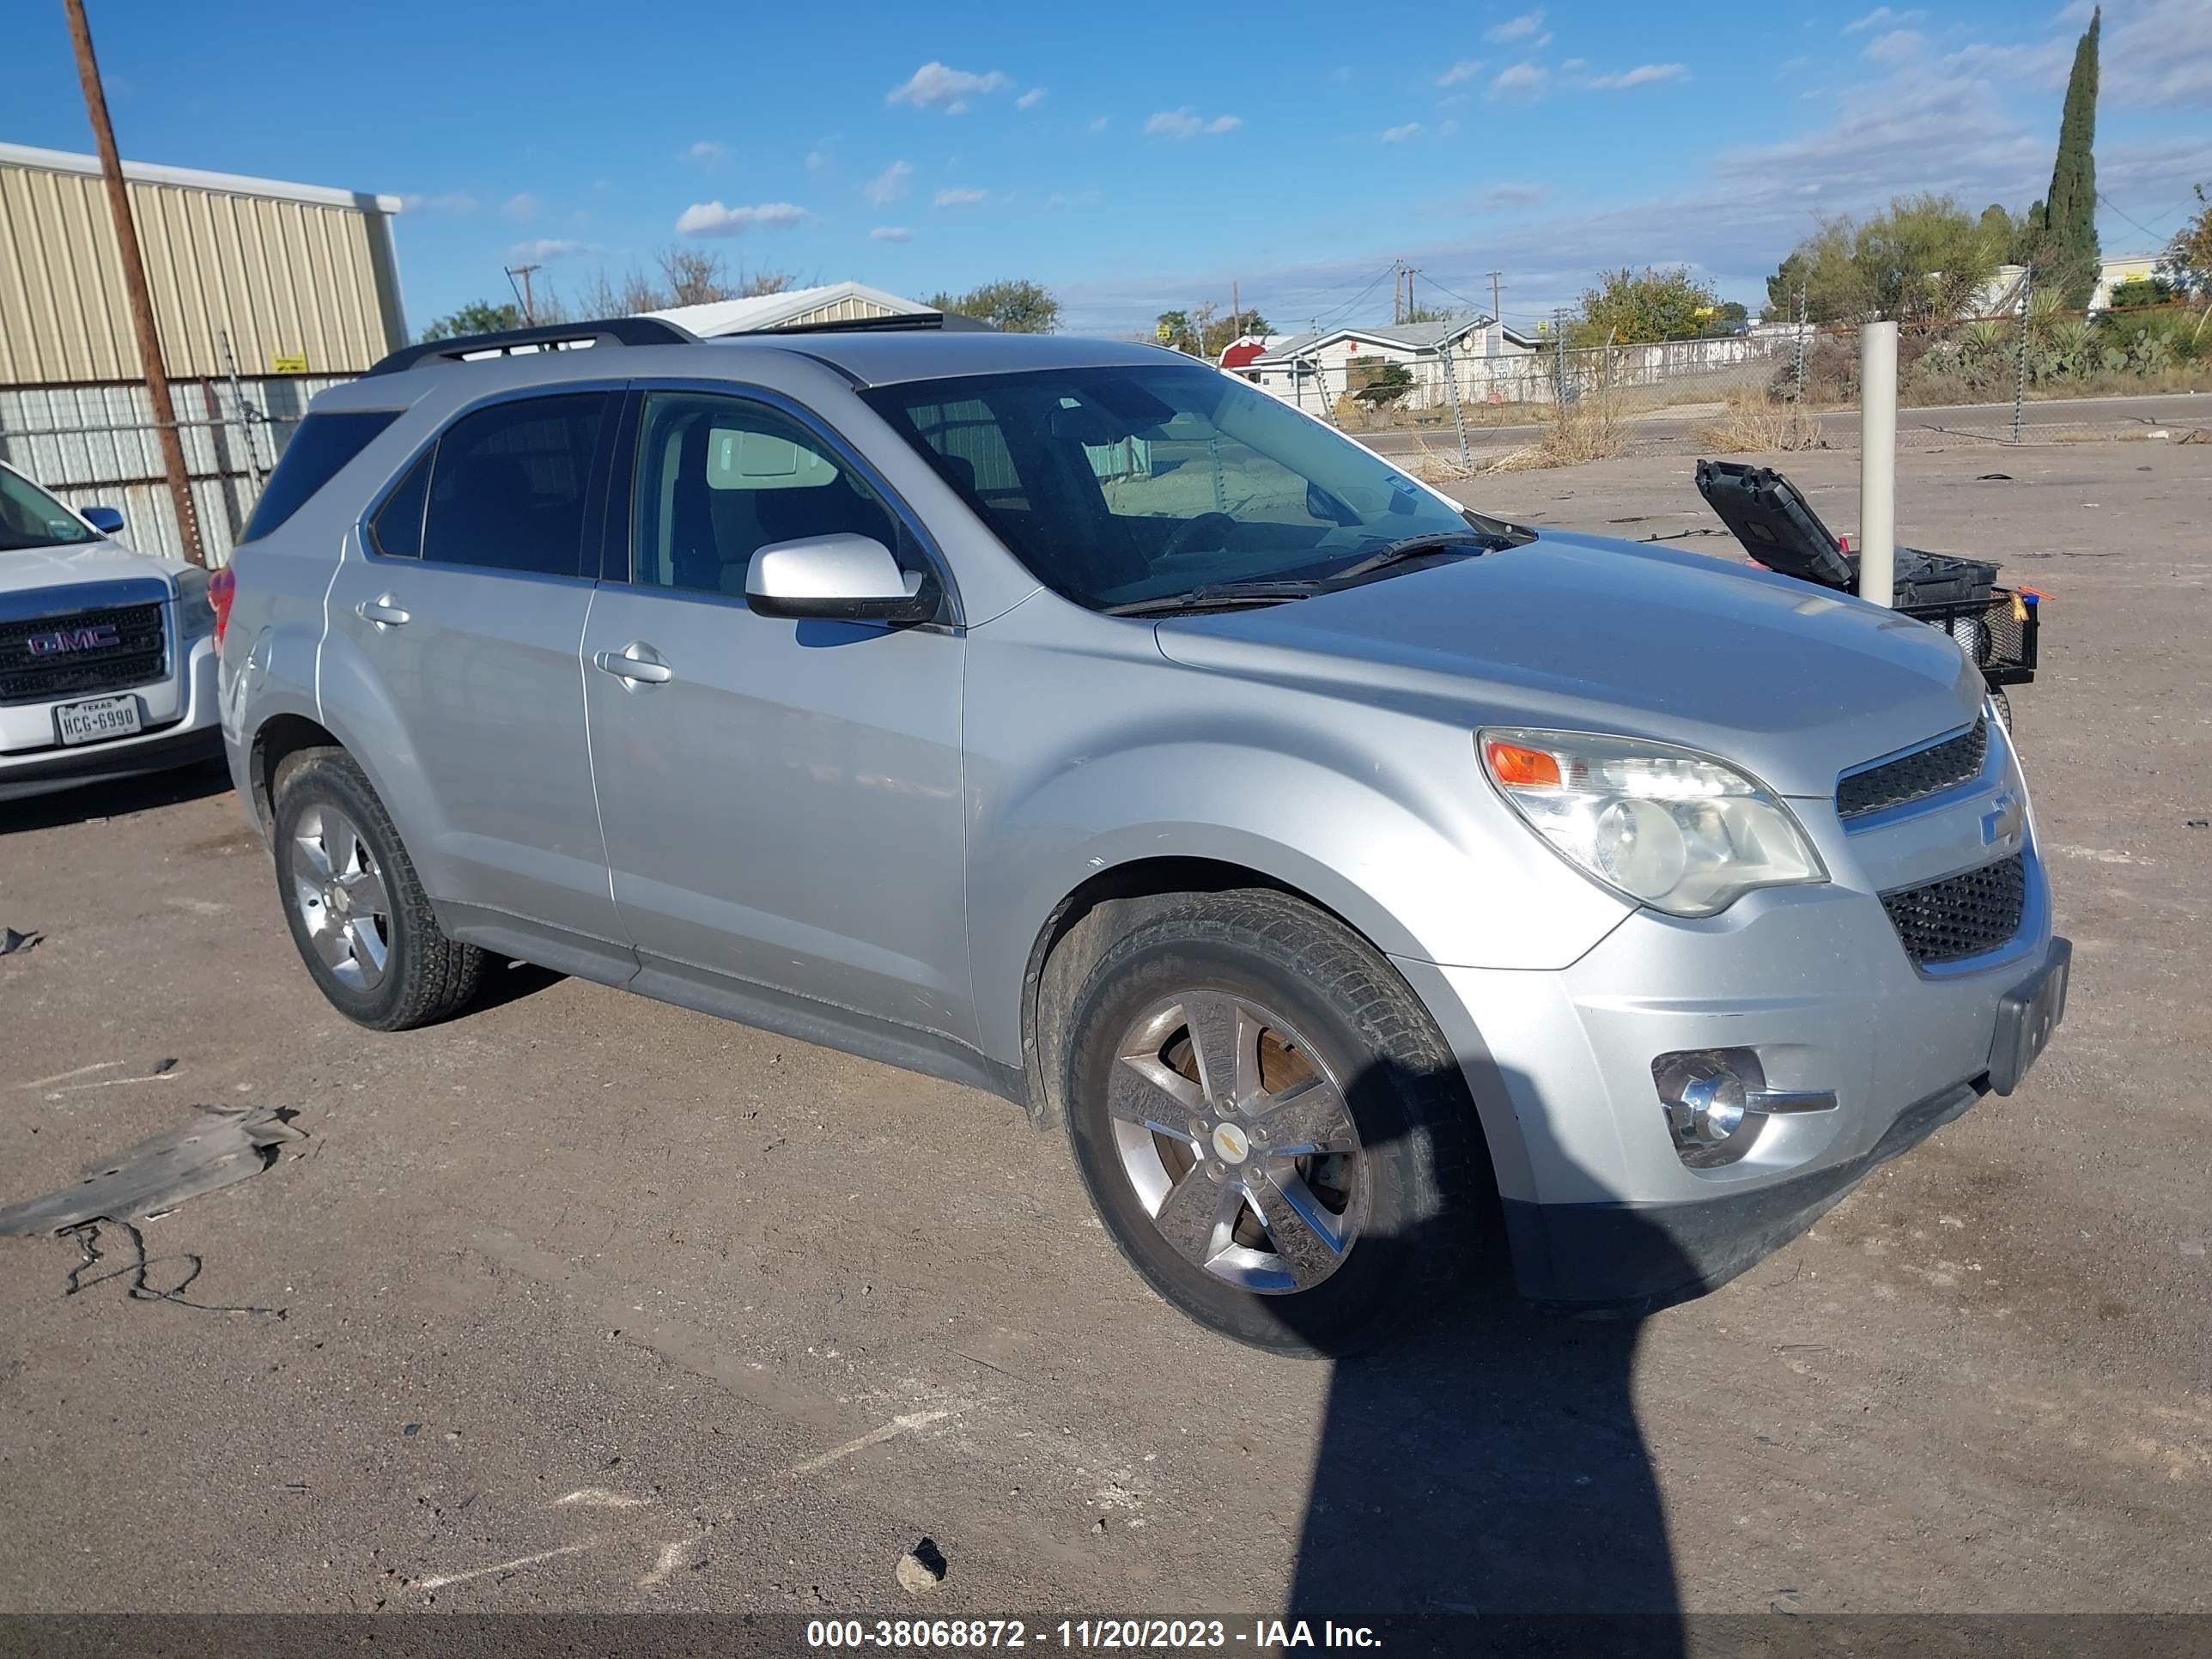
(1981, 792, 2025, 848)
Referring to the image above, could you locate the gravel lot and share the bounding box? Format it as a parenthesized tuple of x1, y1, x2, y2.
(1, 438, 2206, 1628)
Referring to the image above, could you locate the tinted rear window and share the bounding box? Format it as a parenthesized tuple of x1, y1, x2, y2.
(241, 410, 402, 542)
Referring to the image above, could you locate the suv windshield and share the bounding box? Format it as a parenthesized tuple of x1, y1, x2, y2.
(861, 363, 1490, 611)
(0, 467, 99, 553)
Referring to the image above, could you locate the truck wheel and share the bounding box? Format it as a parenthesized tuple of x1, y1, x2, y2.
(1062, 890, 1488, 1356)
(271, 750, 483, 1030)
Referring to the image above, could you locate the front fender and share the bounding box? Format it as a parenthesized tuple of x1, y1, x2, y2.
(965, 736, 1630, 1066)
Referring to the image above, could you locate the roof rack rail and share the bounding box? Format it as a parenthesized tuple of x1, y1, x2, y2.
(367, 316, 698, 375)
(759, 311, 996, 336)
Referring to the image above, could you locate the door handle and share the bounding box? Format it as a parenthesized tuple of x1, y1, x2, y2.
(356, 594, 410, 628)
(592, 643, 674, 685)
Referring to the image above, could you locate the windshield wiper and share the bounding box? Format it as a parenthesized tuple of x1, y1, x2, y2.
(1102, 579, 1327, 617)
(1322, 531, 1498, 584)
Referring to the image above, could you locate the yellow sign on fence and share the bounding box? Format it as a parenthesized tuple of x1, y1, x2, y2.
(269, 353, 308, 374)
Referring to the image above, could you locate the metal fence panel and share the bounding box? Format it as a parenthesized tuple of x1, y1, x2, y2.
(0, 373, 350, 565)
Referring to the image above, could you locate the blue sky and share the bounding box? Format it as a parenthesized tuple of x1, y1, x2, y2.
(12, 0, 2211, 337)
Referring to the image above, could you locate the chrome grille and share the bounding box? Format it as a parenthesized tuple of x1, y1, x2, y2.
(1838, 718, 1987, 821)
(0, 602, 167, 706)
(1881, 853, 2027, 966)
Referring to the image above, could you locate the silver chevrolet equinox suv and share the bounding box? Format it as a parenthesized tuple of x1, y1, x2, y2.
(217, 316, 2068, 1354)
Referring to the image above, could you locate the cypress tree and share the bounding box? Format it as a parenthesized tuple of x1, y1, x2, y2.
(2044, 7, 2102, 307)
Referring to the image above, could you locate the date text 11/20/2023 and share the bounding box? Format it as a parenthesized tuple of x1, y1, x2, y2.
(805, 1618, 1382, 1649)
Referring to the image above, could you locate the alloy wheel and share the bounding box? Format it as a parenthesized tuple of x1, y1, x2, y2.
(1108, 990, 1367, 1293)
(290, 805, 392, 992)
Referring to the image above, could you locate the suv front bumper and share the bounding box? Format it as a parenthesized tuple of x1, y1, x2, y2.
(1396, 846, 2062, 1310)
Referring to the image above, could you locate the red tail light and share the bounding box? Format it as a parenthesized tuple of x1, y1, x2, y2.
(209, 564, 237, 645)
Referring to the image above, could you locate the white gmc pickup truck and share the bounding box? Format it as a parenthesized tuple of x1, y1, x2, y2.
(0, 459, 224, 803)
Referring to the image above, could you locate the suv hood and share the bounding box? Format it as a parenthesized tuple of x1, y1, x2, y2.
(0, 538, 183, 601)
(1151, 531, 1985, 798)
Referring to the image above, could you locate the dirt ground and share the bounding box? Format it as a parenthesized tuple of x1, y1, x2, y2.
(1, 438, 2206, 1632)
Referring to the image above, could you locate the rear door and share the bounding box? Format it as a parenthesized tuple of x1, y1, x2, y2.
(322, 389, 625, 964)
(579, 386, 975, 1048)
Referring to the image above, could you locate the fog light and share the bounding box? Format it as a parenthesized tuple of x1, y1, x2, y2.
(1652, 1049, 1765, 1169)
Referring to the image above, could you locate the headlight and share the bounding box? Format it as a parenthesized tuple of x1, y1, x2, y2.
(1479, 728, 1826, 917)
(173, 566, 216, 638)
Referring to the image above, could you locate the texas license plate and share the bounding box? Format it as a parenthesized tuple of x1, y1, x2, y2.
(55, 695, 143, 746)
(1987, 939, 2070, 1097)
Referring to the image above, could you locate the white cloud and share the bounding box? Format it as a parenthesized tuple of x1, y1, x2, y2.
(1864, 28, 1925, 66)
(682, 140, 727, 167)
(1087, 115, 1112, 134)
(1843, 6, 1924, 33)
(1482, 182, 1544, 209)
(1561, 57, 1586, 72)
(1485, 9, 1543, 42)
(1491, 63, 1545, 94)
(933, 186, 988, 208)
(864, 160, 913, 205)
(870, 226, 912, 242)
(1589, 63, 1687, 89)
(1382, 123, 1424, 143)
(501, 192, 538, 222)
(507, 238, 590, 261)
(398, 191, 477, 214)
(887, 61, 1012, 110)
(1436, 58, 1483, 86)
(1437, 118, 1462, 136)
(673, 200, 809, 236)
(2091, 0, 2212, 110)
(1144, 107, 1241, 137)
(1017, 87, 1047, 109)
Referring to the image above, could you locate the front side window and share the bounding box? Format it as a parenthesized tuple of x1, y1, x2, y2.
(861, 364, 1477, 610)
(240, 409, 400, 542)
(629, 392, 899, 598)
(0, 467, 98, 552)
(420, 393, 607, 577)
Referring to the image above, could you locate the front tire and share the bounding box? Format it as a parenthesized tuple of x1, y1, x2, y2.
(1062, 890, 1488, 1356)
(271, 750, 483, 1030)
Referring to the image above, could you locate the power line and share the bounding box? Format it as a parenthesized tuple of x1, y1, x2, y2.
(2096, 191, 2181, 247)
(1304, 264, 1400, 333)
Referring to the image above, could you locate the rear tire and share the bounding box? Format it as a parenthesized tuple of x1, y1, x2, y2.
(1061, 890, 1489, 1356)
(271, 750, 483, 1030)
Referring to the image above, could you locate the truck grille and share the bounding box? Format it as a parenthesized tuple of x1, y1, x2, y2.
(1881, 853, 2026, 966)
(0, 602, 168, 706)
(1838, 718, 1987, 821)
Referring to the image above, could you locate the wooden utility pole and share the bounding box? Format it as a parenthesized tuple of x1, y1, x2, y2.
(1486, 270, 1504, 322)
(506, 263, 543, 324)
(63, 0, 203, 565)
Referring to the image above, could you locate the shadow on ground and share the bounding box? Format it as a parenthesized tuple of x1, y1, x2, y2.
(0, 757, 232, 836)
(1279, 1057, 1686, 1651)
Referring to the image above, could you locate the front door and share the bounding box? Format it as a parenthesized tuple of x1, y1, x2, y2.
(322, 389, 624, 957)
(580, 389, 975, 1048)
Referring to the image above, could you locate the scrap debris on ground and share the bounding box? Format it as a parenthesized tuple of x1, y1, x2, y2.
(0, 1106, 304, 1236)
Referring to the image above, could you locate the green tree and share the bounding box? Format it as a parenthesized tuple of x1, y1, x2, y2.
(927, 280, 1061, 332)
(1572, 264, 1722, 343)
(1853, 193, 2002, 323)
(2042, 6, 2102, 307)
(1765, 221, 1869, 322)
(419, 301, 525, 341)
(1764, 196, 2003, 324)
(2160, 184, 2212, 295)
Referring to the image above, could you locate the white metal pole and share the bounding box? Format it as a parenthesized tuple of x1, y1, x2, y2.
(1857, 320, 1898, 607)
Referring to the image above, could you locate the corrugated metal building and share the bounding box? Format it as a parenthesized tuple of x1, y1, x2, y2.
(0, 143, 406, 562)
(646, 281, 929, 337)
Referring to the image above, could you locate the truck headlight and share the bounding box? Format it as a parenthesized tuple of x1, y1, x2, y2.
(1479, 728, 1826, 917)
(173, 567, 216, 639)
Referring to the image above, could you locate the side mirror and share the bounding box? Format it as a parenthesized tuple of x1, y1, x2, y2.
(745, 533, 937, 625)
(82, 505, 126, 535)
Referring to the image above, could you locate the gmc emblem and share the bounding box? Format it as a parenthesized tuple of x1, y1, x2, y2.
(25, 623, 121, 657)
